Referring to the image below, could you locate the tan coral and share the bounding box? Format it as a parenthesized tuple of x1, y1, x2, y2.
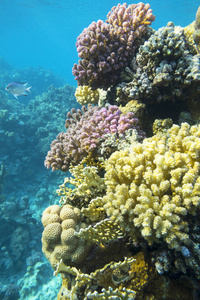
(193, 6, 200, 53)
(120, 100, 146, 120)
(120, 100, 146, 131)
(60, 205, 79, 222)
(41, 204, 61, 227)
(41, 204, 92, 269)
(42, 223, 62, 244)
(62, 219, 76, 230)
(184, 21, 197, 53)
(152, 118, 173, 134)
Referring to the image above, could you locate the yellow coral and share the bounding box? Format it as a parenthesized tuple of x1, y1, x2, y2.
(126, 252, 152, 293)
(55, 257, 136, 300)
(81, 196, 106, 222)
(57, 161, 106, 207)
(75, 218, 124, 243)
(75, 85, 99, 105)
(102, 123, 200, 250)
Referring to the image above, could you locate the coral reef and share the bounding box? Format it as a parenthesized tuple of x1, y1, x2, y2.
(0, 60, 79, 299)
(57, 161, 106, 208)
(0, 284, 20, 300)
(75, 218, 124, 244)
(55, 256, 137, 300)
(0, 164, 6, 203)
(55, 249, 197, 300)
(115, 22, 199, 105)
(0, 84, 76, 191)
(41, 204, 92, 269)
(152, 118, 173, 134)
(17, 261, 61, 300)
(45, 105, 143, 172)
(42, 119, 200, 298)
(40, 3, 200, 300)
(72, 3, 155, 89)
(0, 57, 65, 102)
(10, 226, 30, 265)
(102, 123, 200, 250)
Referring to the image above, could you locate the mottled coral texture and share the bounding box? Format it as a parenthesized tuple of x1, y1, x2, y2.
(103, 123, 200, 250)
(117, 22, 200, 104)
(45, 105, 143, 172)
(72, 2, 155, 89)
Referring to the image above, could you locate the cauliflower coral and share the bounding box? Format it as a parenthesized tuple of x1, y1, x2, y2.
(103, 123, 200, 250)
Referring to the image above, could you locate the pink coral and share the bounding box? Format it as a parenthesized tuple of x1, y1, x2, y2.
(45, 105, 143, 172)
(72, 2, 155, 89)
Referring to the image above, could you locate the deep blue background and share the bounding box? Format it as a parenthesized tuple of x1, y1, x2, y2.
(0, 0, 199, 86)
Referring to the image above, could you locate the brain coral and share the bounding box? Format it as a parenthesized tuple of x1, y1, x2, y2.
(103, 122, 200, 250)
(72, 2, 155, 89)
(45, 105, 143, 172)
(41, 204, 91, 269)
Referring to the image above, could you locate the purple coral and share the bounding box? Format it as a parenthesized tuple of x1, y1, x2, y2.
(72, 2, 155, 89)
(45, 105, 143, 172)
(72, 20, 120, 88)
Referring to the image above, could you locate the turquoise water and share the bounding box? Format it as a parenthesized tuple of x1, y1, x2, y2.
(0, 1, 200, 299)
(0, 0, 199, 86)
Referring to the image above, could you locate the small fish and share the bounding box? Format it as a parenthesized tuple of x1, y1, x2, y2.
(5, 82, 31, 99)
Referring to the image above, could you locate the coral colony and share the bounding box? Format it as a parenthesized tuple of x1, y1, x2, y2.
(41, 3, 200, 299)
(45, 105, 143, 172)
(72, 3, 155, 89)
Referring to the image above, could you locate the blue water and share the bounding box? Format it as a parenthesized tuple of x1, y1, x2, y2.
(0, 0, 199, 86)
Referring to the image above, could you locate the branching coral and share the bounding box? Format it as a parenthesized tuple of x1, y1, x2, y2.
(72, 3, 155, 89)
(55, 257, 136, 300)
(102, 123, 200, 250)
(57, 161, 106, 208)
(86, 287, 135, 299)
(116, 22, 200, 105)
(41, 5, 200, 299)
(44, 105, 142, 172)
(75, 218, 124, 244)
